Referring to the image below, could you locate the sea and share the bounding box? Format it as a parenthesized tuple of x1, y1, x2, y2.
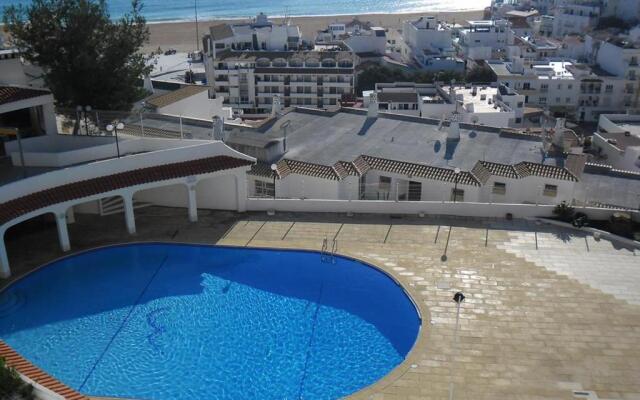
(0, 0, 488, 22)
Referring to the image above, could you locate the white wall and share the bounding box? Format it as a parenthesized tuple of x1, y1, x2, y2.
(246, 197, 629, 221)
(157, 90, 233, 120)
(7, 135, 216, 168)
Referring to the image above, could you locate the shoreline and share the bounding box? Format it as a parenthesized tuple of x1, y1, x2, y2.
(144, 8, 485, 24)
(144, 10, 484, 53)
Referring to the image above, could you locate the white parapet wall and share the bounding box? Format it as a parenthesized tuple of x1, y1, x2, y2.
(246, 198, 632, 221)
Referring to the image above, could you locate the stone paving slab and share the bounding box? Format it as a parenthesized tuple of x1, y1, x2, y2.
(3, 208, 640, 400)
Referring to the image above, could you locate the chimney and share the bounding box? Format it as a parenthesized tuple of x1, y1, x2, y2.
(447, 115, 461, 141)
(271, 95, 282, 116)
(212, 116, 225, 141)
(368, 92, 379, 118)
(552, 117, 565, 147)
(143, 74, 154, 94)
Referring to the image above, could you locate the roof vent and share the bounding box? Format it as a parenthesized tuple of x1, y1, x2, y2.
(624, 131, 631, 136)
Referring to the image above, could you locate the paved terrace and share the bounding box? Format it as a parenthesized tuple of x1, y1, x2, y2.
(2, 207, 640, 400)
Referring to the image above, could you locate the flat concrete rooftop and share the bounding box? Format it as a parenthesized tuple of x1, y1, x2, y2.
(246, 110, 554, 170)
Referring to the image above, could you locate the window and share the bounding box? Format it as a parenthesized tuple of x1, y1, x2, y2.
(555, 97, 561, 103)
(451, 189, 464, 202)
(566, 97, 571, 103)
(543, 184, 558, 197)
(540, 84, 549, 92)
(605, 84, 613, 93)
(254, 180, 275, 197)
(492, 182, 506, 195)
(215, 43, 225, 49)
(539, 97, 547, 104)
(408, 181, 422, 201)
(568, 84, 573, 90)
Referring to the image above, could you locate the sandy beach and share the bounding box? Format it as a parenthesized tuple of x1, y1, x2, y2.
(145, 10, 484, 53)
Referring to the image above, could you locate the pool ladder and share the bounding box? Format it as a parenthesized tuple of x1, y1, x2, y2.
(321, 236, 338, 263)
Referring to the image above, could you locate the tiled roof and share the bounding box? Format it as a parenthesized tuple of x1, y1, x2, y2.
(0, 156, 252, 225)
(514, 161, 577, 181)
(472, 161, 520, 184)
(276, 159, 341, 180)
(0, 340, 89, 400)
(248, 162, 276, 178)
(210, 24, 234, 40)
(336, 161, 360, 177)
(146, 85, 209, 109)
(356, 155, 481, 186)
(0, 86, 50, 106)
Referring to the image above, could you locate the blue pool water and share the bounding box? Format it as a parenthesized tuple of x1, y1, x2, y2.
(0, 243, 420, 399)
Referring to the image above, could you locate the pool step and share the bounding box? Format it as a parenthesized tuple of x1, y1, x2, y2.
(99, 196, 153, 216)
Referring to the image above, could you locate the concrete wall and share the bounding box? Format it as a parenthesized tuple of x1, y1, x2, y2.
(246, 197, 628, 221)
(6, 135, 215, 168)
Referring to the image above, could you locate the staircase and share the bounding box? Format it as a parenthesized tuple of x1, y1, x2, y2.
(99, 196, 153, 216)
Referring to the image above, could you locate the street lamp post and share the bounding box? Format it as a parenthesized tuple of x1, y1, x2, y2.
(76, 105, 92, 135)
(270, 163, 278, 199)
(452, 167, 461, 203)
(449, 291, 465, 400)
(106, 122, 124, 158)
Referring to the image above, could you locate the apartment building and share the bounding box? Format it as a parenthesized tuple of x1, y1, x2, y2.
(401, 16, 464, 72)
(552, 1, 600, 38)
(203, 13, 302, 59)
(457, 20, 514, 60)
(316, 23, 387, 56)
(490, 57, 632, 121)
(205, 49, 355, 116)
(362, 82, 526, 127)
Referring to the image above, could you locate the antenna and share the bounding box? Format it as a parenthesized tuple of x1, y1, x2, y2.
(194, 0, 200, 52)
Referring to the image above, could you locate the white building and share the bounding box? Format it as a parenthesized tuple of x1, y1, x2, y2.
(592, 113, 640, 171)
(490, 59, 579, 115)
(203, 13, 302, 59)
(401, 16, 464, 72)
(230, 107, 593, 207)
(204, 48, 355, 116)
(457, 20, 514, 60)
(317, 23, 387, 56)
(507, 36, 560, 64)
(552, 1, 600, 38)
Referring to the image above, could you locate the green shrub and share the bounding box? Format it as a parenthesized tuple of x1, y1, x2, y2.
(553, 201, 575, 222)
(0, 357, 34, 400)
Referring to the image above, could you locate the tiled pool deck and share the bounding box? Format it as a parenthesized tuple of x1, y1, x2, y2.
(3, 207, 640, 400)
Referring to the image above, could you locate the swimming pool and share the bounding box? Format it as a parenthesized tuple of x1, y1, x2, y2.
(0, 243, 421, 399)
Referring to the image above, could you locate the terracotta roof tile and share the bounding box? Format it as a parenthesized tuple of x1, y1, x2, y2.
(0, 156, 252, 225)
(275, 159, 340, 180)
(0, 340, 90, 399)
(0, 86, 51, 106)
(358, 155, 480, 186)
(514, 161, 577, 181)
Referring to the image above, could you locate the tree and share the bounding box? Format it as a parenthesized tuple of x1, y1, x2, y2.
(465, 64, 497, 83)
(3, 0, 151, 111)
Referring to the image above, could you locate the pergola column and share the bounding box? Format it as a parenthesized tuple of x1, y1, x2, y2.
(123, 195, 136, 235)
(0, 229, 10, 278)
(235, 173, 247, 212)
(187, 184, 198, 222)
(55, 212, 71, 252)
